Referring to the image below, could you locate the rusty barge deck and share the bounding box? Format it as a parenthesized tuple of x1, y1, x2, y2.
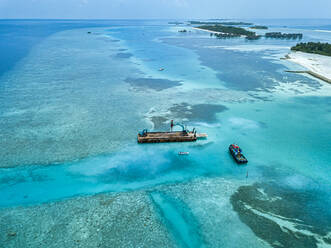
(137, 131, 207, 143)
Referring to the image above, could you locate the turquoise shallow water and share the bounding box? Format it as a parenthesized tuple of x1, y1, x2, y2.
(1, 96, 330, 207)
(0, 19, 331, 247)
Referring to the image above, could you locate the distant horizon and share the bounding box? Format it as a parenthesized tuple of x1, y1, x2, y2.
(1, 18, 331, 20)
(1, 0, 331, 20)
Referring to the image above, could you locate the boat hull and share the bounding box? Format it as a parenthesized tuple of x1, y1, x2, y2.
(138, 131, 197, 143)
(229, 145, 248, 164)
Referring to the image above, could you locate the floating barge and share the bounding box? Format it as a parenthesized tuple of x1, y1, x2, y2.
(137, 121, 207, 143)
(138, 130, 207, 143)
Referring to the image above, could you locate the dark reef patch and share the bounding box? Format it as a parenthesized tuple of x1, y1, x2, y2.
(148, 103, 228, 130)
(169, 103, 228, 123)
(247, 93, 272, 102)
(150, 116, 169, 130)
(125, 78, 182, 91)
(230, 182, 331, 248)
(115, 52, 133, 59)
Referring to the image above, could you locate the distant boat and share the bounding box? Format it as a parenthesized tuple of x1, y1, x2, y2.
(229, 144, 248, 164)
(159, 68, 165, 71)
(178, 152, 189, 155)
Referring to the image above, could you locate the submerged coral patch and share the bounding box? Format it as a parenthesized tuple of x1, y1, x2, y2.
(168, 102, 228, 123)
(147, 103, 228, 130)
(150, 116, 169, 130)
(114, 52, 133, 59)
(0, 192, 176, 248)
(125, 78, 182, 91)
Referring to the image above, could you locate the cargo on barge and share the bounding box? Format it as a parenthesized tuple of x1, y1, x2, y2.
(137, 121, 207, 143)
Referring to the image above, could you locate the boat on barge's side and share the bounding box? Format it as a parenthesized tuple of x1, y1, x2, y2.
(229, 144, 248, 164)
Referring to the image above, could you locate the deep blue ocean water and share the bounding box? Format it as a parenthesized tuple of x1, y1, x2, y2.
(0, 19, 331, 247)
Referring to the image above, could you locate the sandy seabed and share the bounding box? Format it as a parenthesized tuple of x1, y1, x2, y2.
(287, 51, 331, 83)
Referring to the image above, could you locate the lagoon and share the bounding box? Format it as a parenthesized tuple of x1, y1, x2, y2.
(1, 19, 331, 248)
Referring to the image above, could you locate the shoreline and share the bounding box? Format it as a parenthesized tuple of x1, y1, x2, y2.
(285, 52, 331, 84)
(193, 27, 331, 85)
(193, 27, 246, 37)
(193, 27, 223, 34)
(285, 70, 331, 84)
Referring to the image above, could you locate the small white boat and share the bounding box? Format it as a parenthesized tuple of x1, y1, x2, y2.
(159, 68, 165, 71)
(178, 152, 189, 155)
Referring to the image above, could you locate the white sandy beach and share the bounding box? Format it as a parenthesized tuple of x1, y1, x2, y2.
(314, 30, 331, 33)
(287, 51, 331, 83)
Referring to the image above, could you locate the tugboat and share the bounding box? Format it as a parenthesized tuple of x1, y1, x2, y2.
(229, 144, 248, 164)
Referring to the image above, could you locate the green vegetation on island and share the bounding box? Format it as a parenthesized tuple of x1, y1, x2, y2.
(210, 33, 240, 38)
(198, 25, 261, 40)
(245, 34, 262, 40)
(250, 25, 268, 29)
(198, 25, 255, 36)
(199, 25, 303, 41)
(190, 21, 253, 26)
(291, 42, 331, 56)
(265, 32, 303, 39)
